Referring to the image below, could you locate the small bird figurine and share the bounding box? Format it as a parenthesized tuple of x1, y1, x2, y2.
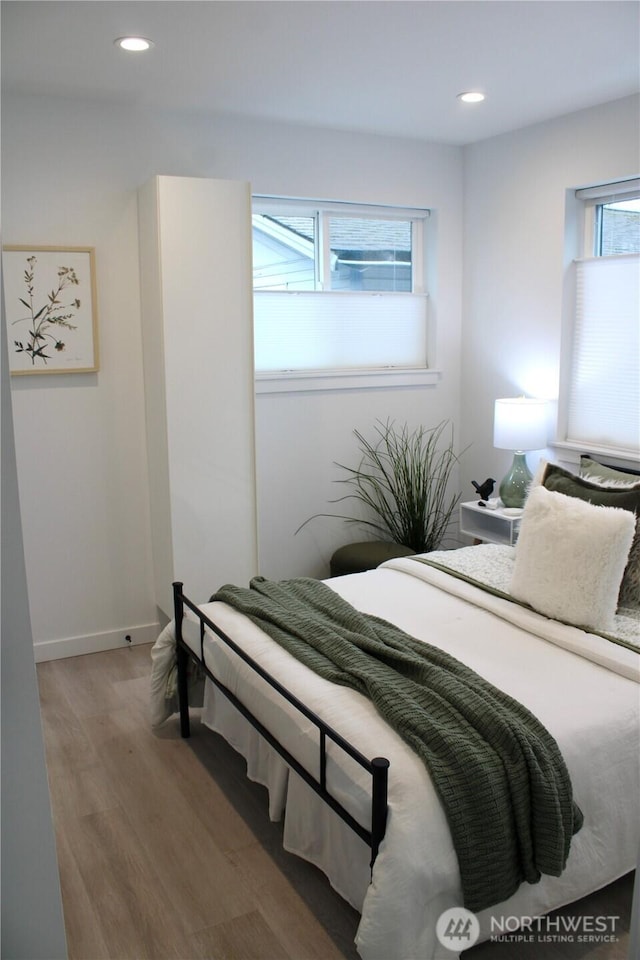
(472, 478, 496, 501)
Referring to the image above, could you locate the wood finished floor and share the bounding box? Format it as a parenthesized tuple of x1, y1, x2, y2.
(37, 643, 634, 960)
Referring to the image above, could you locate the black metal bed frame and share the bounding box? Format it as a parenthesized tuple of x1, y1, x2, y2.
(172, 580, 390, 871)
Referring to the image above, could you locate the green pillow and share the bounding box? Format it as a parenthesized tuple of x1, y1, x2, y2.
(542, 463, 640, 608)
(545, 462, 640, 511)
(579, 456, 640, 487)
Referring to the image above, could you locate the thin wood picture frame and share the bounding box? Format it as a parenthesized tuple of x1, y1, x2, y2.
(3, 245, 99, 375)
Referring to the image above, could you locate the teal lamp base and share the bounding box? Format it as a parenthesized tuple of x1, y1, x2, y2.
(499, 452, 532, 508)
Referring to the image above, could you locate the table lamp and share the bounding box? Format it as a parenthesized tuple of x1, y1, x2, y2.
(493, 397, 547, 508)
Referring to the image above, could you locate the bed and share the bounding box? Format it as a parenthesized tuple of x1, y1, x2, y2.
(150, 458, 640, 959)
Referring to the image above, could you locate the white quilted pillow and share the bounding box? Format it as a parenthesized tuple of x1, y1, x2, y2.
(511, 486, 635, 631)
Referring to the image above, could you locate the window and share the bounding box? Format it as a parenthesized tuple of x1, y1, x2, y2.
(598, 200, 640, 256)
(559, 179, 640, 457)
(582, 186, 640, 258)
(252, 198, 430, 385)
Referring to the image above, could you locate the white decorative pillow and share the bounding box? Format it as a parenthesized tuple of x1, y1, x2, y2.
(511, 486, 635, 631)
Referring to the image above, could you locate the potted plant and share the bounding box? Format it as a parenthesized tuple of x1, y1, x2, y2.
(299, 419, 467, 554)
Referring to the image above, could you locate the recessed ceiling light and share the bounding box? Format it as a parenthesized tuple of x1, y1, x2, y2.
(457, 92, 485, 104)
(115, 37, 154, 52)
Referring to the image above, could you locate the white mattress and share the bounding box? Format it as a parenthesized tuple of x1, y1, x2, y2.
(166, 558, 639, 959)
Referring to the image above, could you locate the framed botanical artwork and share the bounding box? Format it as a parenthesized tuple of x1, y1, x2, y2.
(3, 245, 99, 374)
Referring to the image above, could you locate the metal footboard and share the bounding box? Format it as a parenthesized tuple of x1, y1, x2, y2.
(173, 581, 389, 871)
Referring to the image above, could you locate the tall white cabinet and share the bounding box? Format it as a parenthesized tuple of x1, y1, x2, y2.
(138, 175, 258, 617)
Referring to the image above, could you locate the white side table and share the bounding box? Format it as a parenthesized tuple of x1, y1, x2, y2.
(459, 501, 522, 546)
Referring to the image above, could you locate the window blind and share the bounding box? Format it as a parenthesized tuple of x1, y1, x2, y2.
(253, 197, 430, 220)
(575, 178, 640, 203)
(254, 290, 428, 373)
(567, 254, 640, 450)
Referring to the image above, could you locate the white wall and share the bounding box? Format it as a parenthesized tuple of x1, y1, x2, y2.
(7, 90, 635, 658)
(2, 94, 463, 652)
(1, 285, 67, 957)
(461, 95, 640, 489)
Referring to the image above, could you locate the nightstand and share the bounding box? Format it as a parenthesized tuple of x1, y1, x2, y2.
(459, 501, 522, 546)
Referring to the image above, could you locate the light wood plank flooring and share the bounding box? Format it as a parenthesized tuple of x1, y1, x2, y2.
(37, 644, 634, 960)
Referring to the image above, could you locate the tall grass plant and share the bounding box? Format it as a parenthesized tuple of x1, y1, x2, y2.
(300, 419, 467, 553)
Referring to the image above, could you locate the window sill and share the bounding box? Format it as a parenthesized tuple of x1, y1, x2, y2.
(550, 440, 640, 469)
(255, 368, 442, 395)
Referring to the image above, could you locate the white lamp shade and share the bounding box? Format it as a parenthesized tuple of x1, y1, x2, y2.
(494, 398, 547, 451)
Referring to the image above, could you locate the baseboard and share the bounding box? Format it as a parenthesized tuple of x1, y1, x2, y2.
(33, 622, 161, 663)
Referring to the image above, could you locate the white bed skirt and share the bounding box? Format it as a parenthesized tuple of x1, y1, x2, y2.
(202, 680, 373, 913)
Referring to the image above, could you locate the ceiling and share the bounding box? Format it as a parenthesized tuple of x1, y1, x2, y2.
(2, 1, 639, 146)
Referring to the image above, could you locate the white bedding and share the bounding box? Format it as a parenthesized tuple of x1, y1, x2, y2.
(151, 551, 639, 960)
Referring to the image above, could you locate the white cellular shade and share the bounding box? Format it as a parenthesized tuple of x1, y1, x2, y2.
(575, 179, 640, 202)
(493, 398, 548, 451)
(567, 255, 640, 451)
(254, 290, 428, 372)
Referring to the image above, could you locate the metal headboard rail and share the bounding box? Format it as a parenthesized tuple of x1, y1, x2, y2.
(172, 581, 390, 870)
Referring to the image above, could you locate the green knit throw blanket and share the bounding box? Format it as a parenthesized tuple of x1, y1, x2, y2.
(212, 576, 583, 912)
